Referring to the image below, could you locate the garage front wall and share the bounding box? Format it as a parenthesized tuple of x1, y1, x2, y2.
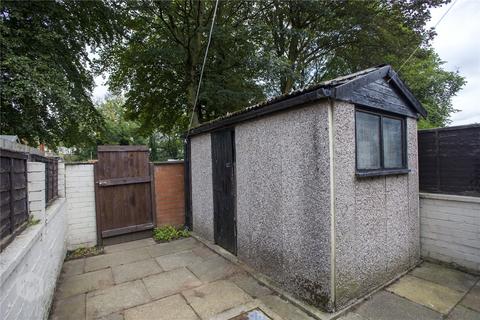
(333, 101, 420, 308)
(235, 101, 332, 307)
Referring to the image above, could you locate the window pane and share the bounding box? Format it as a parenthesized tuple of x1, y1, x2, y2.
(356, 112, 381, 170)
(383, 117, 403, 168)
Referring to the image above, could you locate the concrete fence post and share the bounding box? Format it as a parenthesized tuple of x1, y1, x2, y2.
(27, 162, 45, 223)
(57, 161, 65, 198)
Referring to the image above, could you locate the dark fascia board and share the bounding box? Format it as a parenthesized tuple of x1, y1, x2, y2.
(187, 65, 427, 137)
(333, 65, 391, 99)
(188, 88, 331, 136)
(334, 65, 427, 118)
(386, 69, 427, 117)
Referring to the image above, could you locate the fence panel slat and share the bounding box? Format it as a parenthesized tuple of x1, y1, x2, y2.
(418, 124, 480, 196)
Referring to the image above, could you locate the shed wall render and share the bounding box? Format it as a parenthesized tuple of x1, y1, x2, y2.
(235, 101, 332, 306)
(190, 133, 214, 241)
(189, 98, 420, 311)
(332, 102, 420, 308)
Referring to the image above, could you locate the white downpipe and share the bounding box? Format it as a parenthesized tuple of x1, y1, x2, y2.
(328, 99, 336, 309)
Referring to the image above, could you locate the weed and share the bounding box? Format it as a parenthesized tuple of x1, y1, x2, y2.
(153, 225, 190, 242)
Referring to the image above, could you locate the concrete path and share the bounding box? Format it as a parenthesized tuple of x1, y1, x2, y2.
(339, 262, 480, 320)
(49, 237, 300, 320)
(50, 238, 480, 320)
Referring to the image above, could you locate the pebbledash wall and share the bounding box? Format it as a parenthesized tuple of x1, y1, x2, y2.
(190, 100, 420, 311)
(420, 193, 480, 273)
(65, 164, 97, 249)
(0, 161, 67, 320)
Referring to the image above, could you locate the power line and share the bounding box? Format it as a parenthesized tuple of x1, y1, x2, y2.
(396, 0, 459, 74)
(187, 0, 220, 133)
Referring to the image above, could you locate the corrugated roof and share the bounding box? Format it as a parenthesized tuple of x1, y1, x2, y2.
(190, 65, 385, 131)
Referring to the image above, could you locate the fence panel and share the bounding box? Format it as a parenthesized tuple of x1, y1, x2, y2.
(418, 124, 480, 196)
(30, 154, 59, 205)
(0, 149, 29, 251)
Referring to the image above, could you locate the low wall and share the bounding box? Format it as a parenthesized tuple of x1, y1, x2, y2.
(65, 164, 97, 249)
(0, 162, 67, 320)
(154, 161, 185, 227)
(420, 193, 480, 273)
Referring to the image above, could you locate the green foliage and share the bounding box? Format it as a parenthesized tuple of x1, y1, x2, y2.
(100, 0, 265, 134)
(27, 216, 40, 227)
(153, 225, 190, 242)
(149, 133, 184, 162)
(66, 246, 104, 260)
(0, 0, 120, 148)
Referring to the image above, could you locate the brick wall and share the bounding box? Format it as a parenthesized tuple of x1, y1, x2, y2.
(420, 193, 480, 273)
(65, 164, 97, 249)
(154, 162, 185, 227)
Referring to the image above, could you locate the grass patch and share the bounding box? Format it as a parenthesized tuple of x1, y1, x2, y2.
(153, 225, 190, 242)
(27, 216, 41, 227)
(66, 246, 104, 260)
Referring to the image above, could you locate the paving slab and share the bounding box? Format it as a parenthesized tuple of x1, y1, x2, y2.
(56, 268, 114, 299)
(84, 248, 150, 272)
(124, 294, 199, 320)
(350, 290, 442, 320)
(387, 275, 464, 314)
(410, 262, 478, 292)
(49, 293, 86, 320)
(156, 250, 204, 271)
(192, 246, 217, 259)
(146, 237, 202, 257)
(183, 280, 253, 319)
(228, 273, 272, 298)
(210, 300, 283, 320)
(337, 312, 366, 320)
(142, 267, 202, 299)
(104, 238, 156, 254)
(188, 255, 241, 282)
(447, 305, 480, 320)
(96, 312, 124, 320)
(60, 258, 85, 278)
(460, 281, 480, 312)
(86, 280, 150, 319)
(258, 294, 313, 320)
(112, 258, 163, 284)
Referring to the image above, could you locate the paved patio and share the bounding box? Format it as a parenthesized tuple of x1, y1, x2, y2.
(50, 237, 479, 320)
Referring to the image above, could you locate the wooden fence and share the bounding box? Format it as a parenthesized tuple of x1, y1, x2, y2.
(0, 149, 29, 250)
(418, 124, 480, 196)
(0, 148, 60, 251)
(30, 154, 59, 205)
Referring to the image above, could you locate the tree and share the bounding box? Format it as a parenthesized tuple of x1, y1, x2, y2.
(255, 0, 464, 127)
(100, 0, 264, 135)
(0, 0, 119, 148)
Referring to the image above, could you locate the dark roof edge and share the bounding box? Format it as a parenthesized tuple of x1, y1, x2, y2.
(386, 68, 427, 117)
(188, 65, 427, 137)
(188, 88, 332, 136)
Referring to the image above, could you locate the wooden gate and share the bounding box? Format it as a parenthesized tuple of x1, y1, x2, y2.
(94, 145, 156, 244)
(211, 129, 237, 255)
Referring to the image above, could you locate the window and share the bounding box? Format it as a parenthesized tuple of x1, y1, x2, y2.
(355, 108, 407, 176)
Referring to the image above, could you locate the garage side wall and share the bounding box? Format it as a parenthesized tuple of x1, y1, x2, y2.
(333, 102, 420, 308)
(190, 133, 214, 241)
(235, 101, 332, 308)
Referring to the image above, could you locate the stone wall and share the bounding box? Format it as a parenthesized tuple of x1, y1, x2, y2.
(420, 193, 480, 273)
(333, 102, 420, 309)
(154, 162, 185, 227)
(65, 164, 97, 249)
(190, 134, 214, 241)
(235, 101, 332, 308)
(0, 162, 67, 320)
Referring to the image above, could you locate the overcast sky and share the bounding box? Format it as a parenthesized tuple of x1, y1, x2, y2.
(93, 0, 480, 126)
(428, 0, 480, 126)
